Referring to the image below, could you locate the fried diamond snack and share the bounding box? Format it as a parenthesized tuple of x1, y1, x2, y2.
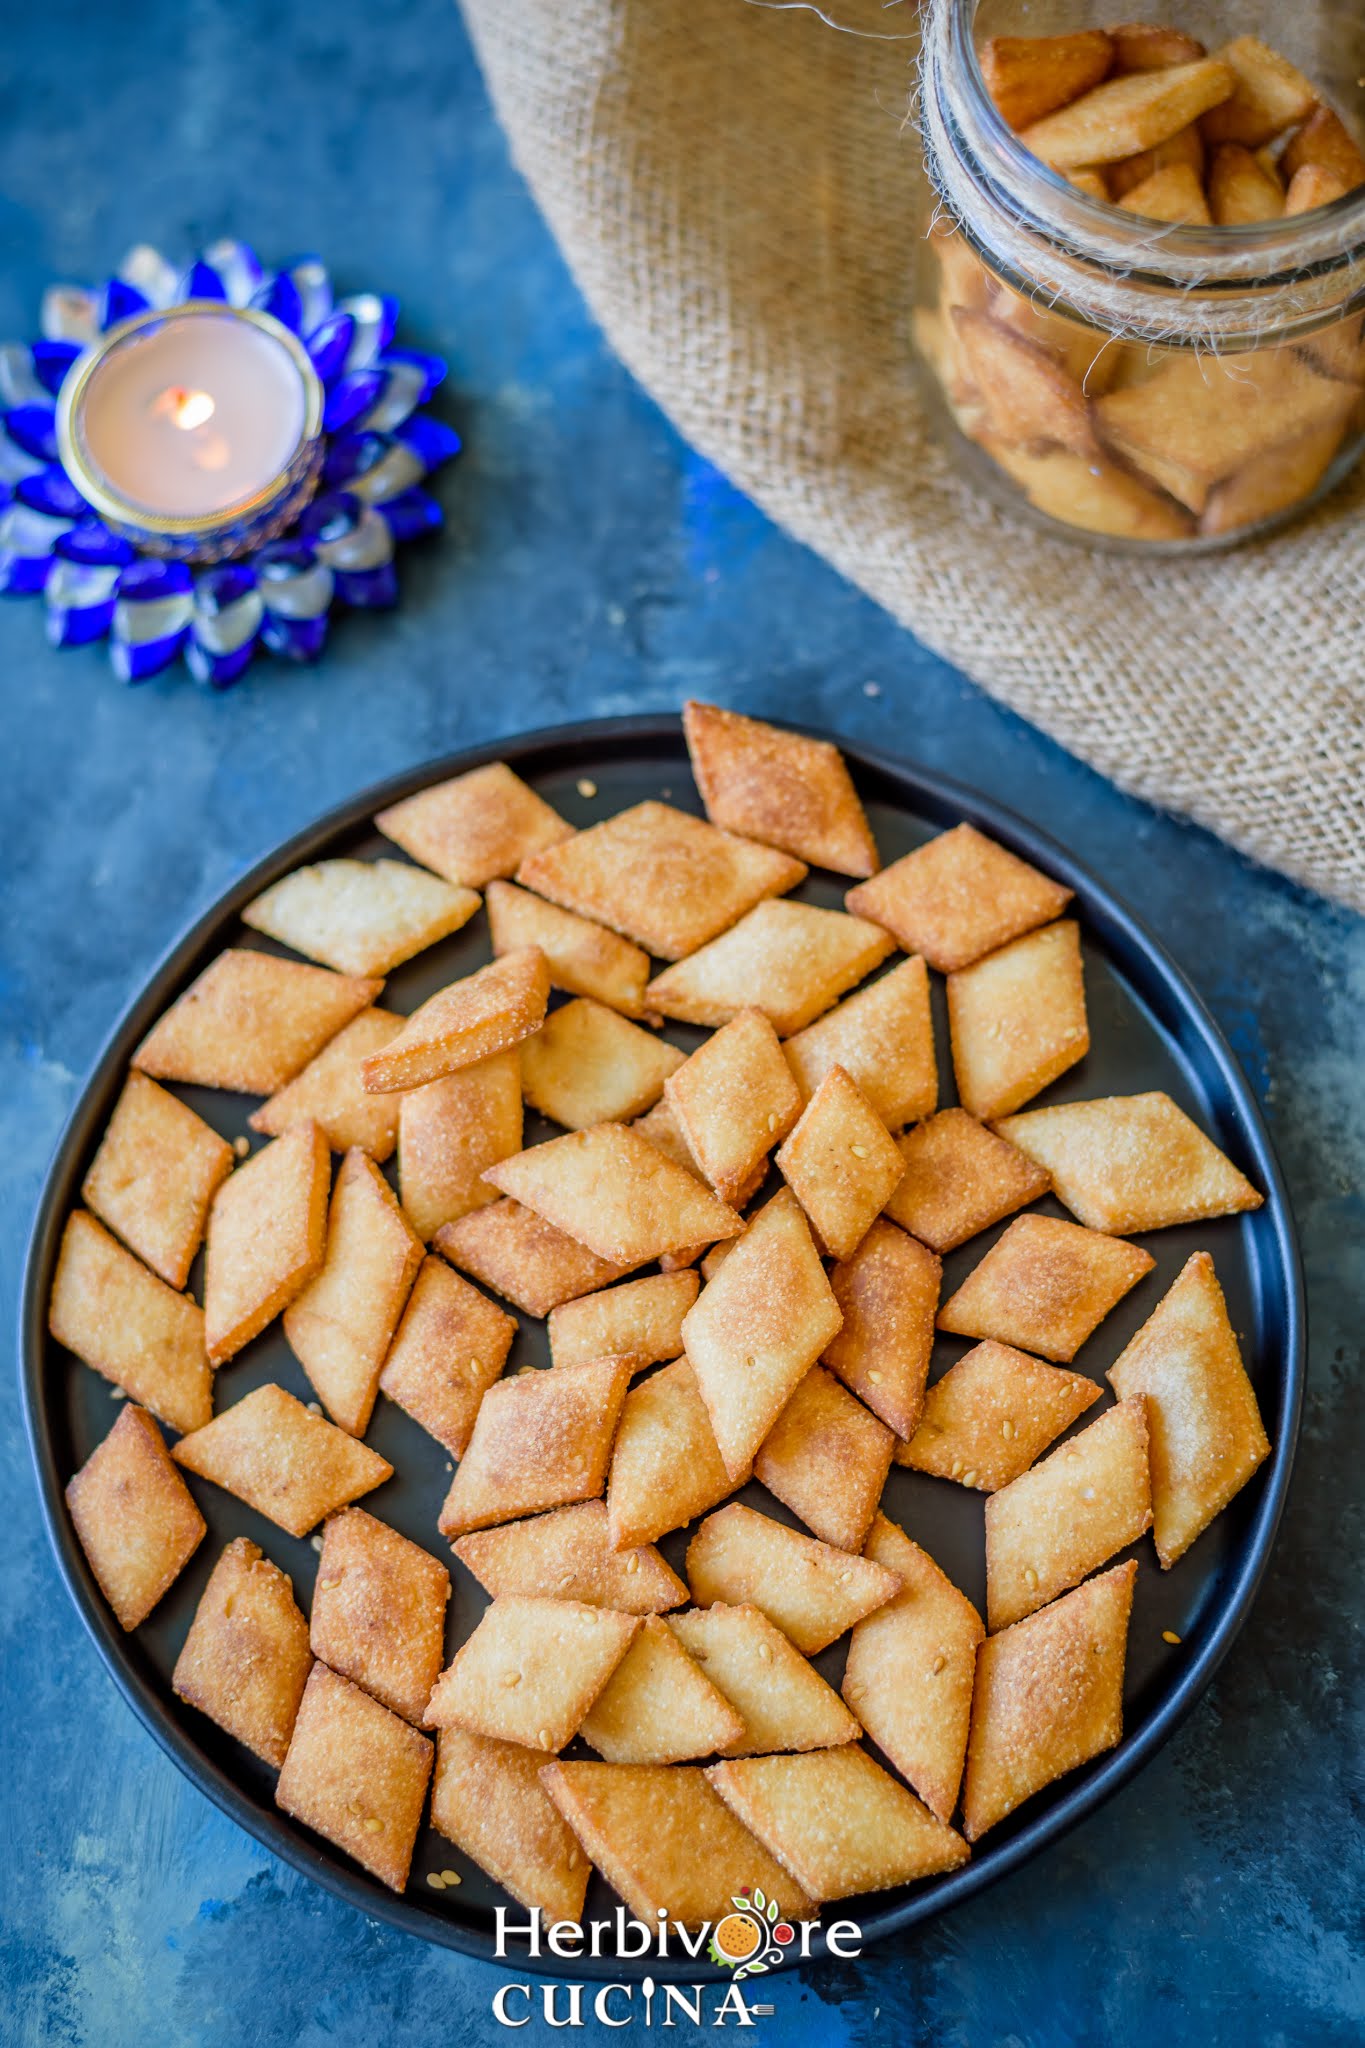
(1200, 35, 1315, 147)
(606, 1357, 739, 1551)
(375, 760, 572, 888)
(707, 1747, 968, 1902)
(434, 1198, 635, 1317)
(360, 948, 549, 1094)
(783, 956, 937, 1131)
(50, 1211, 212, 1434)
(896, 1339, 1102, 1490)
(486, 880, 652, 1018)
(276, 1662, 433, 1891)
(250, 1009, 405, 1160)
(172, 1536, 311, 1766)
(242, 857, 479, 976)
(579, 1616, 745, 1764)
(172, 1383, 393, 1537)
(311, 1506, 451, 1725)
(1018, 57, 1235, 166)
(664, 1008, 801, 1203)
(824, 1219, 941, 1440)
(134, 948, 381, 1095)
(948, 920, 1089, 1121)
(1108, 1250, 1270, 1566)
(66, 1403, 205, 1631)
(540, 1762, 815, 1928)
(754, 1366, 894, 1554)
(843, 1515, 983, 1823)
(520, 999, 684, 1131)
(686, 1503, 900, 1655)
(682, 1187, 843, 1482)
(431, 1727, 590, 1922)
(378, 1254, 516, 1458)
(203, 1120, 331, 1364)
(993, 1091, 1263, 1235)
(885, 1107, 1050, 1254)
(82, 1071, 233, 1289)
(437, 1354, 633, 1537)
(454, 1502, 686, 1615)
(517, 799, 806, 961)
(682, 699, 879, 877)
(646, 900, 894, 1035)
(548, 1270, 698, 1374)
(424, 1597, 639, 1751)
(846, 823, 1072, 973)
(775, 1065, 905, 1261)
(284, 1149, 425, 1436)
(484, 1123, 742, 1266)
(669, 1603, 860, 1755)
(937, 1214, 1154, 1363)
(398, 1050, 522, 1240)
(961, 1560, 1137, 1841)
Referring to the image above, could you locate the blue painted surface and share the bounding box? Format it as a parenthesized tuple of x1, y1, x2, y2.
(2, 4, 1362, 2044)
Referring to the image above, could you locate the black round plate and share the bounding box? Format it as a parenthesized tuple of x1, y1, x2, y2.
(21, 716, 1304, 1979)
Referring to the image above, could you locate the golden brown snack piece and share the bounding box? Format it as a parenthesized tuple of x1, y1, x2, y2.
(360, 948, 549, 1094)
(485, 880, 652, 1019)
(1201, 37, 1316, 149)
(437, 1353, 633, 1537)
(784, 956, 937, 1131)
(454, 1501, 687, 1614)
(686, 1503, 900, 1656)
(1110, 23, 1206, 74)
(1281, 106, 1365, 191)
(250, 1009, 405, 1160)
(646, 900, 894, 1036)
(134, 948, 381, 1096)
(1208, 142, 1285, 224)
(397, 1050, 522, 1241)
(665, 1008, 801, 1203)
(425, 1597, 639, 1750)
(486, 1122, 742, 1267)
(548, 1270, 698, 1374)
(50, 1211, 212, 1434)
(994, 1090, 1263, 1234)
(708, 1747, 968, 1903)
(824, 1218, 940, 1440)
(895, 1339, 1102, 1491)
(1284, 163, 1353, 215)
(203, 1120, 331, 1365)
(579, 1615, 745, 1764)
(1018, 59, 1235, 169)
(1118, 160, 1212, 223)
(284, 1149, 425, 1437)
(754, 1365, 895, 1554)
(518, 799, 807, 962)
(948, 919, 1089, 1122)
(989, 282, 1121, 397)
(980, 439, 1195, 541)
(1199, 417, 1347, 536)
(631, 1094, 705, 1178)
(172, 1382, 393, 1537)
(311, 1506, 451, 1725)
(775, 1065, 905, 1262)
(430, 1727, 590, 1922)
(682, 1187, 843, 1482)
(242, 858, 480, 977)
(276, 1662, 433, 1891)
(952, 309, 1098, 458)
(1108, 1250, 1270, 1567)
(82, 1071, 233, 1289)
(669, 1603, 860, 1755)
(938, 1213, 1154, 1363)
(375, 760, 572, 889)
(682, 699, 879, 878)
(66, 1403, 205, 1631)
(985, 1396, 1152, 1629)
(847, 823, 1071, 974)
(606, 1356, 739, 1551)
(1108, 119, 1205, 199)
(378, 1254, 516, 1457)
(520, 998, 684, 1131)
(434, 1198, 635, 1317)
(885, 1107, 1050, 1255)
(172, 1536, 311, 1767)
(961, 1559, 1137, 1841)
(843, 1516, 983, 1823)
(541, 1761, 815, 1928)
(978, 30, 1113, 131)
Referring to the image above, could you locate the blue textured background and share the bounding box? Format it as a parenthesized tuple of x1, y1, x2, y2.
(3, 3, 1362, 2043)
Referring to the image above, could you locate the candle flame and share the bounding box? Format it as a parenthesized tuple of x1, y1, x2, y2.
(154, 386, 216, 431)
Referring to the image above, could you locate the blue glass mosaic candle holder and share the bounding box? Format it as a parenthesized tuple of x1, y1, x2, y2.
(0, 241, 459, 684)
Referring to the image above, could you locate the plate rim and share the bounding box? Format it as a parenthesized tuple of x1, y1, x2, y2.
(19, 712, 1305, 1980)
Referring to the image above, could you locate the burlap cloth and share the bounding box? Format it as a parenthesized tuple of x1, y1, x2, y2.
(458, 0, 1365, 913)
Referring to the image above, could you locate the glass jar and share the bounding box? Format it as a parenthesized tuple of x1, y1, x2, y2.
(915, 0, 1365, 547)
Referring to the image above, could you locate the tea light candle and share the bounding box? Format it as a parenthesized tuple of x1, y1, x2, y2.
(57, 302, 323, 560)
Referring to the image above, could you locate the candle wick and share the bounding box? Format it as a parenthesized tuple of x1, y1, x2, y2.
(153, 385, 216, 431)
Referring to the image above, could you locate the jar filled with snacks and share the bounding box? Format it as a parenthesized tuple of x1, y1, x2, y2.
(916, 3, 1365, 546)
